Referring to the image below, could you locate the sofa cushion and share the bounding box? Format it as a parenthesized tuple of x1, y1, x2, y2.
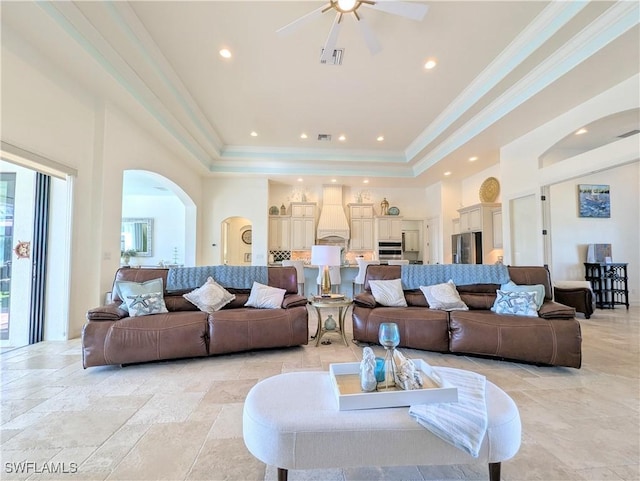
(369, 279, 407, 307)
(420, 280, 468, 311)
(245, 282, 286, 309)
(492, 290, 538, 317)
(500, 281, 545, 310)
(183, 276, 235, 313)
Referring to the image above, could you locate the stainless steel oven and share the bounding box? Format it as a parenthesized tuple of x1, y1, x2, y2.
(377, 241, 403, 261)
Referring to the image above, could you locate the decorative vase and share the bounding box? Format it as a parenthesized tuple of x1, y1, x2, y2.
(280, 204, 286, 215)
(380, 197, 389, 215)
(122, 255, 130, 266)
(324, 315, 336, 331)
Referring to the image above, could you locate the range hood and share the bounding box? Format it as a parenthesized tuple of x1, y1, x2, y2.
(316, 185, 350, 240)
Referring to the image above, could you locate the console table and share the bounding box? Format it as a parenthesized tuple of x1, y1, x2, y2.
(584, 263, 629, 309)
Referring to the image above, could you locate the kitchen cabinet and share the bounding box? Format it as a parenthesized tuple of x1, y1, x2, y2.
(290, 202, 315, 218)
(459, 206, 482, 232)
(269, 216, 291, 250)
(291, 217, 315, 250)
(455, 203, 501, 264)
(403, 230, 420, 253)
(376, 216, 403, 241)
(290, 203, 316, 250)
(492, 210, 503, 248)
(348, 203, 374, 251)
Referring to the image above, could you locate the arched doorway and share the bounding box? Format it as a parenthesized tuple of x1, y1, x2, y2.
(122, 170, 196, 266)
(222, 216, 252, 265)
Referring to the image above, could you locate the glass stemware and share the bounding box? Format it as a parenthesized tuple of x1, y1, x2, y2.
(378, 322, 400, 390)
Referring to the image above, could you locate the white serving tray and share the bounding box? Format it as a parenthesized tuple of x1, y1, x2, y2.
(329, 359, 458, 411)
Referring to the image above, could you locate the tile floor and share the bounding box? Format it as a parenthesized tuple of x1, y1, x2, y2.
(1, 306, 638, 481)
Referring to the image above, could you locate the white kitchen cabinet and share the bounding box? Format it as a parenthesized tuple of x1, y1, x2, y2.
(403, 230, 420, 253)
(269, 216, 291, 250)
(455, 203, 501, 263)
(290, 202, 315, 218)
(348, 203, 374, 251)
(376, 216, 403, 241)
(492, 209, 503, 248)
(459, 206, 482, 232)
(290, 203, 316, 250)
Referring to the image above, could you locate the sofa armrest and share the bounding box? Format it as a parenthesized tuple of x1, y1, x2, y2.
(353, 292, 377, 308)
(538, 301, 576, 319)
(282, 294, 308, 309)
(86, 303, 128, 321)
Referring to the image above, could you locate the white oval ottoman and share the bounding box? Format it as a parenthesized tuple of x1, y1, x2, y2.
(243, 370, 521, 481)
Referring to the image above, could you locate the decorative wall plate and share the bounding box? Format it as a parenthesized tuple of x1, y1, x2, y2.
(242, 229, 252, 245)
(269, 205, 279, 215)
(479, 177, 500, 203)
(388, 206, 400, 216)
(14, 241, 30, 259)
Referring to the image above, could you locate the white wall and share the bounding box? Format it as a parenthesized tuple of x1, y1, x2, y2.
(122, 194, 186, 266)
(550, 162, 639, 282)
(501, 74, 640, 305)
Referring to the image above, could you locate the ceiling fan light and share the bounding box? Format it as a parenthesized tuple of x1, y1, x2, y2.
(336, 0, 357, 13)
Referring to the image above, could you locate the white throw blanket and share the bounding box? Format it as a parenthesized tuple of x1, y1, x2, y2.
(409, 367, 488, 458)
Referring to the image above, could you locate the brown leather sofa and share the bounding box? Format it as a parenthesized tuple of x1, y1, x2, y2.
(82, 266, 308, 368)
(352, 265, 582, 368)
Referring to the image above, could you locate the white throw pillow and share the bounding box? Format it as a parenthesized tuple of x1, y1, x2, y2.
(369, 279, 407, 307)
(419, 280, 468, 311)
(498, 280, 545, 310)
(492, 290, 538, 317)
(183, 276, 235, 313)
(245, 282, 286, 309)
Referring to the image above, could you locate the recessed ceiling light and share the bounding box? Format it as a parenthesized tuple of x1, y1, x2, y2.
(424, 59, 437, 69)
(331, 178, 337, 183)
(300, 133, 308, 139)
(219, 48, 232, 59)
(338, 134, 346, 141)
(250, 131, 258, 137)
(575, 128, 588, 135)
(297, 178, 304, 182)
(469, 156, 478, 161)
(363, 179, 369, 184)
(444, 171, 452, 176)
(376, 136, 384, 142)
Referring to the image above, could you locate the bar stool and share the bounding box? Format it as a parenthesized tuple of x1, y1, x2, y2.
(353, 258, 379, 297)
(282, 260, 305, 296)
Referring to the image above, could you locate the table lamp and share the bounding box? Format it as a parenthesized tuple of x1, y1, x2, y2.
(311, 245, 341, 296)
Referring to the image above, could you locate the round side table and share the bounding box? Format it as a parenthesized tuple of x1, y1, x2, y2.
(308, 296, 352, 346)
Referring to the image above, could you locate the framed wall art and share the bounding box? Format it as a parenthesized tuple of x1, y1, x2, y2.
(578, 184, 610, 218)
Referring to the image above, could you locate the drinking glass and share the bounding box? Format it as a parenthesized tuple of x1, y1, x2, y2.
(378, 323, 400, 390)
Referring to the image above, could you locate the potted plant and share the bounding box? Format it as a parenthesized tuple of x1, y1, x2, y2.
(120, 249, 137, 266)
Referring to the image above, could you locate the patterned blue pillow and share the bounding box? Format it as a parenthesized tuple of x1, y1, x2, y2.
(492, 290, 538, 317)
(123, 291, 168, 317)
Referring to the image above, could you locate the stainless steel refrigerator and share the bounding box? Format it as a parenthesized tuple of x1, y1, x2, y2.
(452, 232, 483, 264)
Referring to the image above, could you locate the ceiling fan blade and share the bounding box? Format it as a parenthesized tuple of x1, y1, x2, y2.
(276, 5, 327, 36)
(320, 14, 343, 63)
(356, 14, 382, 55)
(367, 1, 429, 21)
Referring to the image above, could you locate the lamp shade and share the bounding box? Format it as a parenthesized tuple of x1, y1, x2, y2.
(311, 245, 341, 267)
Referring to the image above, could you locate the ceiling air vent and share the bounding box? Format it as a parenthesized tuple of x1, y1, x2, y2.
(617, 129, 640, 138)
(317, 134, 332, 141)
(320, 48, 344, 65)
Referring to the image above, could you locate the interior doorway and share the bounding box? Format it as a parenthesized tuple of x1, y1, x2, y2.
(221, 216, 252, 265)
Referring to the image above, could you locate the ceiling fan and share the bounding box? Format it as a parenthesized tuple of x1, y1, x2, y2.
(277, 1, 429, 63)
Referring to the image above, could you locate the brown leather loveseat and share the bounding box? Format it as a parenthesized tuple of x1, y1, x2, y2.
(352, 265, 582, 368)
(82, 266, 308, 368)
